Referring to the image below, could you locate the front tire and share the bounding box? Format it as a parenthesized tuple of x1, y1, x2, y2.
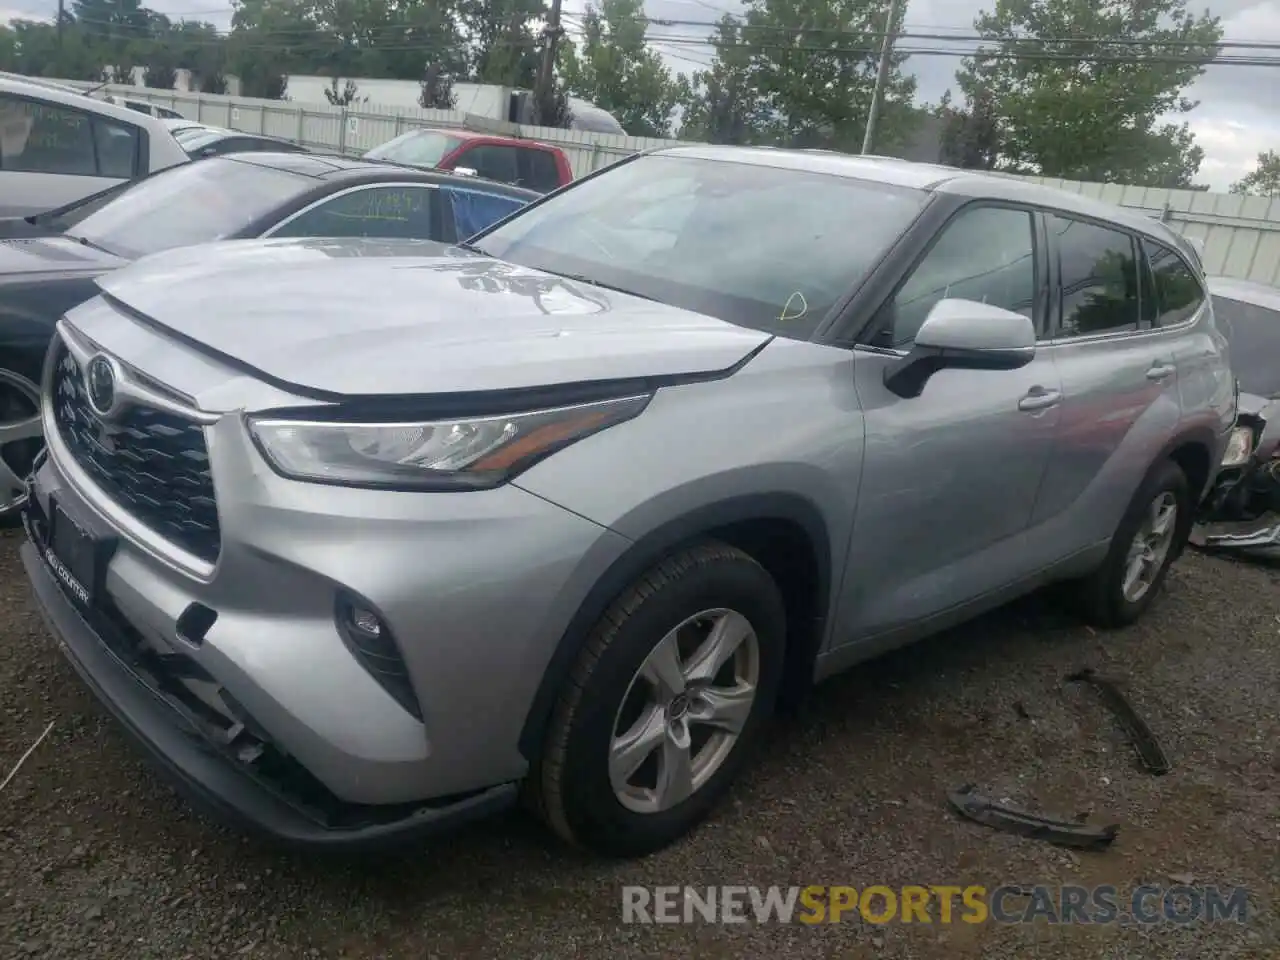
(532, 542, 786, 858)
(1075, 459, 1192, 628)
(0, 358, 44, 528)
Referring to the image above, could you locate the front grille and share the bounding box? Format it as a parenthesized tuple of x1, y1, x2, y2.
(51, 343, 221, 564)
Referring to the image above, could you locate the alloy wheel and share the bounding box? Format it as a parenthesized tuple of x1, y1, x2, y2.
(0, 369, 42, 519)
(609, 608, 760, 815)
(1122, 491, 1179, 603)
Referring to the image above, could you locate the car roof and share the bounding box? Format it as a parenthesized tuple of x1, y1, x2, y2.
(226, 152, 541, 197)
(405, 126, 557, 150)
(651, 144, 1189, 250)
(0, 74, 178, 132)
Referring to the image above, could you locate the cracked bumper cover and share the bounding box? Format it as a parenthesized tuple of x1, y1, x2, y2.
(21, 540, 519, 849)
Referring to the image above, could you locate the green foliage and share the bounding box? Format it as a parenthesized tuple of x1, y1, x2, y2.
(558, 0, 683, 137)
(958, 0, 1221, 186)
(936, 88, 1000, 170)
(325, 77, 361, 105)
(1231, 150, 1280, 198)
(737, 0, 916, 152)
(677, 16, 767, 144)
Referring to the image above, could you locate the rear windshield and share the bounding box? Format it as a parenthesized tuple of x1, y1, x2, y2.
(1212, 295, 1280, 398)
(472, 153, 930, 338)
(68, 157, 310, 259)
(364, 130, 464, 168)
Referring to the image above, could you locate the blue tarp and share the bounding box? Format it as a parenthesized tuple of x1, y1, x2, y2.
(444, 187, 529, 240)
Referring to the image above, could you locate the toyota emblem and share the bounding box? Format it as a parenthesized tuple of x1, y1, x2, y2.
(85, 354, 122, 419)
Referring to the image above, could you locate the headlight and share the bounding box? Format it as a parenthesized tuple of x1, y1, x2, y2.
(248, 394, 650, 489)
(1222, 425, 1255, 468)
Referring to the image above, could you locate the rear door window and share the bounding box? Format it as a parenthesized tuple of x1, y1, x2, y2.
(0, 94, 141, 178)
(270, 185, 442, 240)
(1050, 215, 1141, 338)
(520, 148, 563, 191)
(455, 144, 520, 184)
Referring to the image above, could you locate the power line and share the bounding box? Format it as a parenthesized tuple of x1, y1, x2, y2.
(51, 10, 1278, 52)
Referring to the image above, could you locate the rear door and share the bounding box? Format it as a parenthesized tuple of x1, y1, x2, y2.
(1031, 214, 1182, 544)
(0, 93, 143, 216)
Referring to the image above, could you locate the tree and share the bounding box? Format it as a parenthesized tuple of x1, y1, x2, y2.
(936, 88, 1000, 169)
(678, 15, 767, 144)
(142, 32, 179, 89)
(558, 0, 683, 137)
(325, 77, 361, 105)
(736, 0, 917, 152)
(1231, 151, 1280, 198)
(461, 0, 542, 87)
(957, 0, 1221, 186)
(419, 62, 456, 109)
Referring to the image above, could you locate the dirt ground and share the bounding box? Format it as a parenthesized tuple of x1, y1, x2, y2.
(1, 523, 1277, 959)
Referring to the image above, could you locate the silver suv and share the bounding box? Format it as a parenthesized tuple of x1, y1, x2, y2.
(19, 147, 1235, 857)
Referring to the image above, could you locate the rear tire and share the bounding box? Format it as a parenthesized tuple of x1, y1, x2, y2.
(1074, 459, 1192, 628)
(530, 541, 786, 858)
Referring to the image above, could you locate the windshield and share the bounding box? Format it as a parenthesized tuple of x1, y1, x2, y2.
(70, 157, 311, 259)
(365, 130, 463, 168)
(175, 127, 227, 149)
(1212, 295, 1280, 398)
(471, 154, 930, 337)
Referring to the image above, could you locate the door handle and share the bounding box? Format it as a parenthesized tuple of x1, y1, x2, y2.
(1018, 387, 1062, 412)
(1146, 362, 1176, 382)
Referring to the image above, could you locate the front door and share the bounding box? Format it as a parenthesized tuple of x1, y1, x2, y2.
(837, 203, 1063, 642)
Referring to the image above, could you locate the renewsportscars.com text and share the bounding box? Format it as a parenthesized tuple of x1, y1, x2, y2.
(621, 884, 1250, 926)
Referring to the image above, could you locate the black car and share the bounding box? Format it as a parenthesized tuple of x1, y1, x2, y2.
(0, 178, 134, 240)
(175, 125, 312, 159)
(0, 152, 540, 519)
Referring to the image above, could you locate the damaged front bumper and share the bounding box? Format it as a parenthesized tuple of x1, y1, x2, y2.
(1190, 512, 1280, 559)
(1191, 392, 1280, 560)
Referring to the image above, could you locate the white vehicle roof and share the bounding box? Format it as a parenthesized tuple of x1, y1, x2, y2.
(0, 74, 189, 171)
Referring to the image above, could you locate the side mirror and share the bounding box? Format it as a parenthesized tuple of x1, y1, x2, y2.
(884, 298, 1036, 399)
(453, 166, 478, 178)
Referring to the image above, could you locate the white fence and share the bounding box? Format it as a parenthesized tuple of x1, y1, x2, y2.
(70, 82, 1280, 286)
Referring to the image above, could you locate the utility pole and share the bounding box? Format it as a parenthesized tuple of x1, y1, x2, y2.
(532, 0, 564, 126)
(56, 0, 65, 53)
(861, 0, 903, 155)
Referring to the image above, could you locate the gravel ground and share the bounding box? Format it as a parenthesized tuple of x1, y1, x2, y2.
(2, 524, 1278, 959)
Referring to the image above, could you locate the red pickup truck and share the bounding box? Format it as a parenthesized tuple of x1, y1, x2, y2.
(364, 128, 574, 193)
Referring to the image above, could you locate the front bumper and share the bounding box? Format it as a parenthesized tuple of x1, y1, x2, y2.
(21, 537, 517, 848)
(1189, 513, 1280, 559)
(22, 331, 632, 845)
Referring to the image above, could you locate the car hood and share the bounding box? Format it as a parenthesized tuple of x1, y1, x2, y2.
(94, 238, 773, 397)
(0, 235, 127, 278)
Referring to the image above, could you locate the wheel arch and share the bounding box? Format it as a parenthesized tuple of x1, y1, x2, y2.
(518, 492, 834, 762)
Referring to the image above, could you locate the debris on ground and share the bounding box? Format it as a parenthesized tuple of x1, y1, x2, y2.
(1066, 668, 1172, 775)
(0, 719, 54, 794)
(947, 784, 1120, 850)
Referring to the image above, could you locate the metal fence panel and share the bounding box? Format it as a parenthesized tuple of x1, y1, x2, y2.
(52, 82, 1280, 286)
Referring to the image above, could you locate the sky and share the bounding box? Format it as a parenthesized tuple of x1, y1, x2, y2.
(5, 0, 1278, 191)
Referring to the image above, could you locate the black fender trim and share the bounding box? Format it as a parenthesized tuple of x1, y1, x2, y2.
(517, 492, 833, 762)
(1157, 423, 1219, 500)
